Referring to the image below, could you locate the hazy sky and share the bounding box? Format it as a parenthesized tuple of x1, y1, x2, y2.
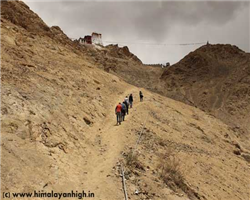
(24, 1, 249, 64)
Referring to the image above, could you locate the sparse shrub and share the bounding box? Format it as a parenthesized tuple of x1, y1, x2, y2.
(125, 150, 136, 166)
(159, 156, 183, 188)
(125, 150, 144, 171)
(158, 148, 184, 187)
(158, 148, 199, 199)
(158, 148, 184, 188)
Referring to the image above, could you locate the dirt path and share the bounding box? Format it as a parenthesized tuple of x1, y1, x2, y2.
(82, 88, 149, 200)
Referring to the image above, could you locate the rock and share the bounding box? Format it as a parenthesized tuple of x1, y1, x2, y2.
(241, 153, 250, 163)
(233, 149, 241, 155)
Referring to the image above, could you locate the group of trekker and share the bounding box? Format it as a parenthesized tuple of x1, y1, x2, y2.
(115, 91, 144, 125)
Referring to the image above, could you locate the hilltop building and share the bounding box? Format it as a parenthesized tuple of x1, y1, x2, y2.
(79, 32, 103, 46)
(79, 35, 92, 45)
(91, 32, 103, 45)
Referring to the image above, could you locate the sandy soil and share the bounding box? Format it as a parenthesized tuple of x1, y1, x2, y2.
(1, 2, 250, 200)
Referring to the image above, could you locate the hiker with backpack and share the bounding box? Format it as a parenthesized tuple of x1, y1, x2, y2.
(124, 97, 129, 115)
(121, 102, 127, 121)
(115, 103, 122, 125)
(139, 91, 143, 102)
(129, 94, 133, 108)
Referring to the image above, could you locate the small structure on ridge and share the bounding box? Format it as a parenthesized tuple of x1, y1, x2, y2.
(79, 32, 103, 46)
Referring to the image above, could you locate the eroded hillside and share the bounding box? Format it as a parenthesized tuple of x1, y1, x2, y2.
(1, 1, 250, 200)
(160, 44, 250, 149)
(79, 43, 163, 91)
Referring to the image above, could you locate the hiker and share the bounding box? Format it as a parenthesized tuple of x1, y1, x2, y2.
(129, 94, 133, 108)
(124, 96, 129, 105)
(115, 103, 122, 125)
(123, 98, 129, 115)
(121, 102, 127, 121)
(139, 91, 143, 102)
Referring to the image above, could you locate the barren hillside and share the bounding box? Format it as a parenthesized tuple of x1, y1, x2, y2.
(80, 43, 163, 90)
(160, 44, 250, 149)
(1, 1, 250, 200)
(94, 41, 250, 151)
(84, 31, 250, 152)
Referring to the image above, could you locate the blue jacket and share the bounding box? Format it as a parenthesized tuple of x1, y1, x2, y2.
(121, 103, 126, 112)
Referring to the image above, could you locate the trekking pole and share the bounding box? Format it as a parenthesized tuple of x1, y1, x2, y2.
(121, 165, 128, 200)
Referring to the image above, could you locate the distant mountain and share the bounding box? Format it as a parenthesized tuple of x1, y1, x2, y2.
(161, 44, 250, 146)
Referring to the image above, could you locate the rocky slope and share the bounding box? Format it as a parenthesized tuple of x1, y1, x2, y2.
(160, 44, 250, 149)
(80, 43, 163, 90)
(1, 1, 73, 46)
(1, 1, 250, 200)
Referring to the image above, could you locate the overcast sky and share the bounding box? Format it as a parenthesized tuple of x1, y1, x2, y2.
(24, 1, 249, 64)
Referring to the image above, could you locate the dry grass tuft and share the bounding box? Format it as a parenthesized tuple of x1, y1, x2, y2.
(125, 150, 144, 171)
(158, 148, 200, 199)
(158, 148, 184, 187)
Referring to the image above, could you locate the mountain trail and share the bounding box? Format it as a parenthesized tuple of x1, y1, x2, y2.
(82, 88, 151, 199)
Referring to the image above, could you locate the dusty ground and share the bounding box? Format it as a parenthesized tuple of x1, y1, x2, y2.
(1, 2, 250, 200)
(78, 88, 250, 200)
